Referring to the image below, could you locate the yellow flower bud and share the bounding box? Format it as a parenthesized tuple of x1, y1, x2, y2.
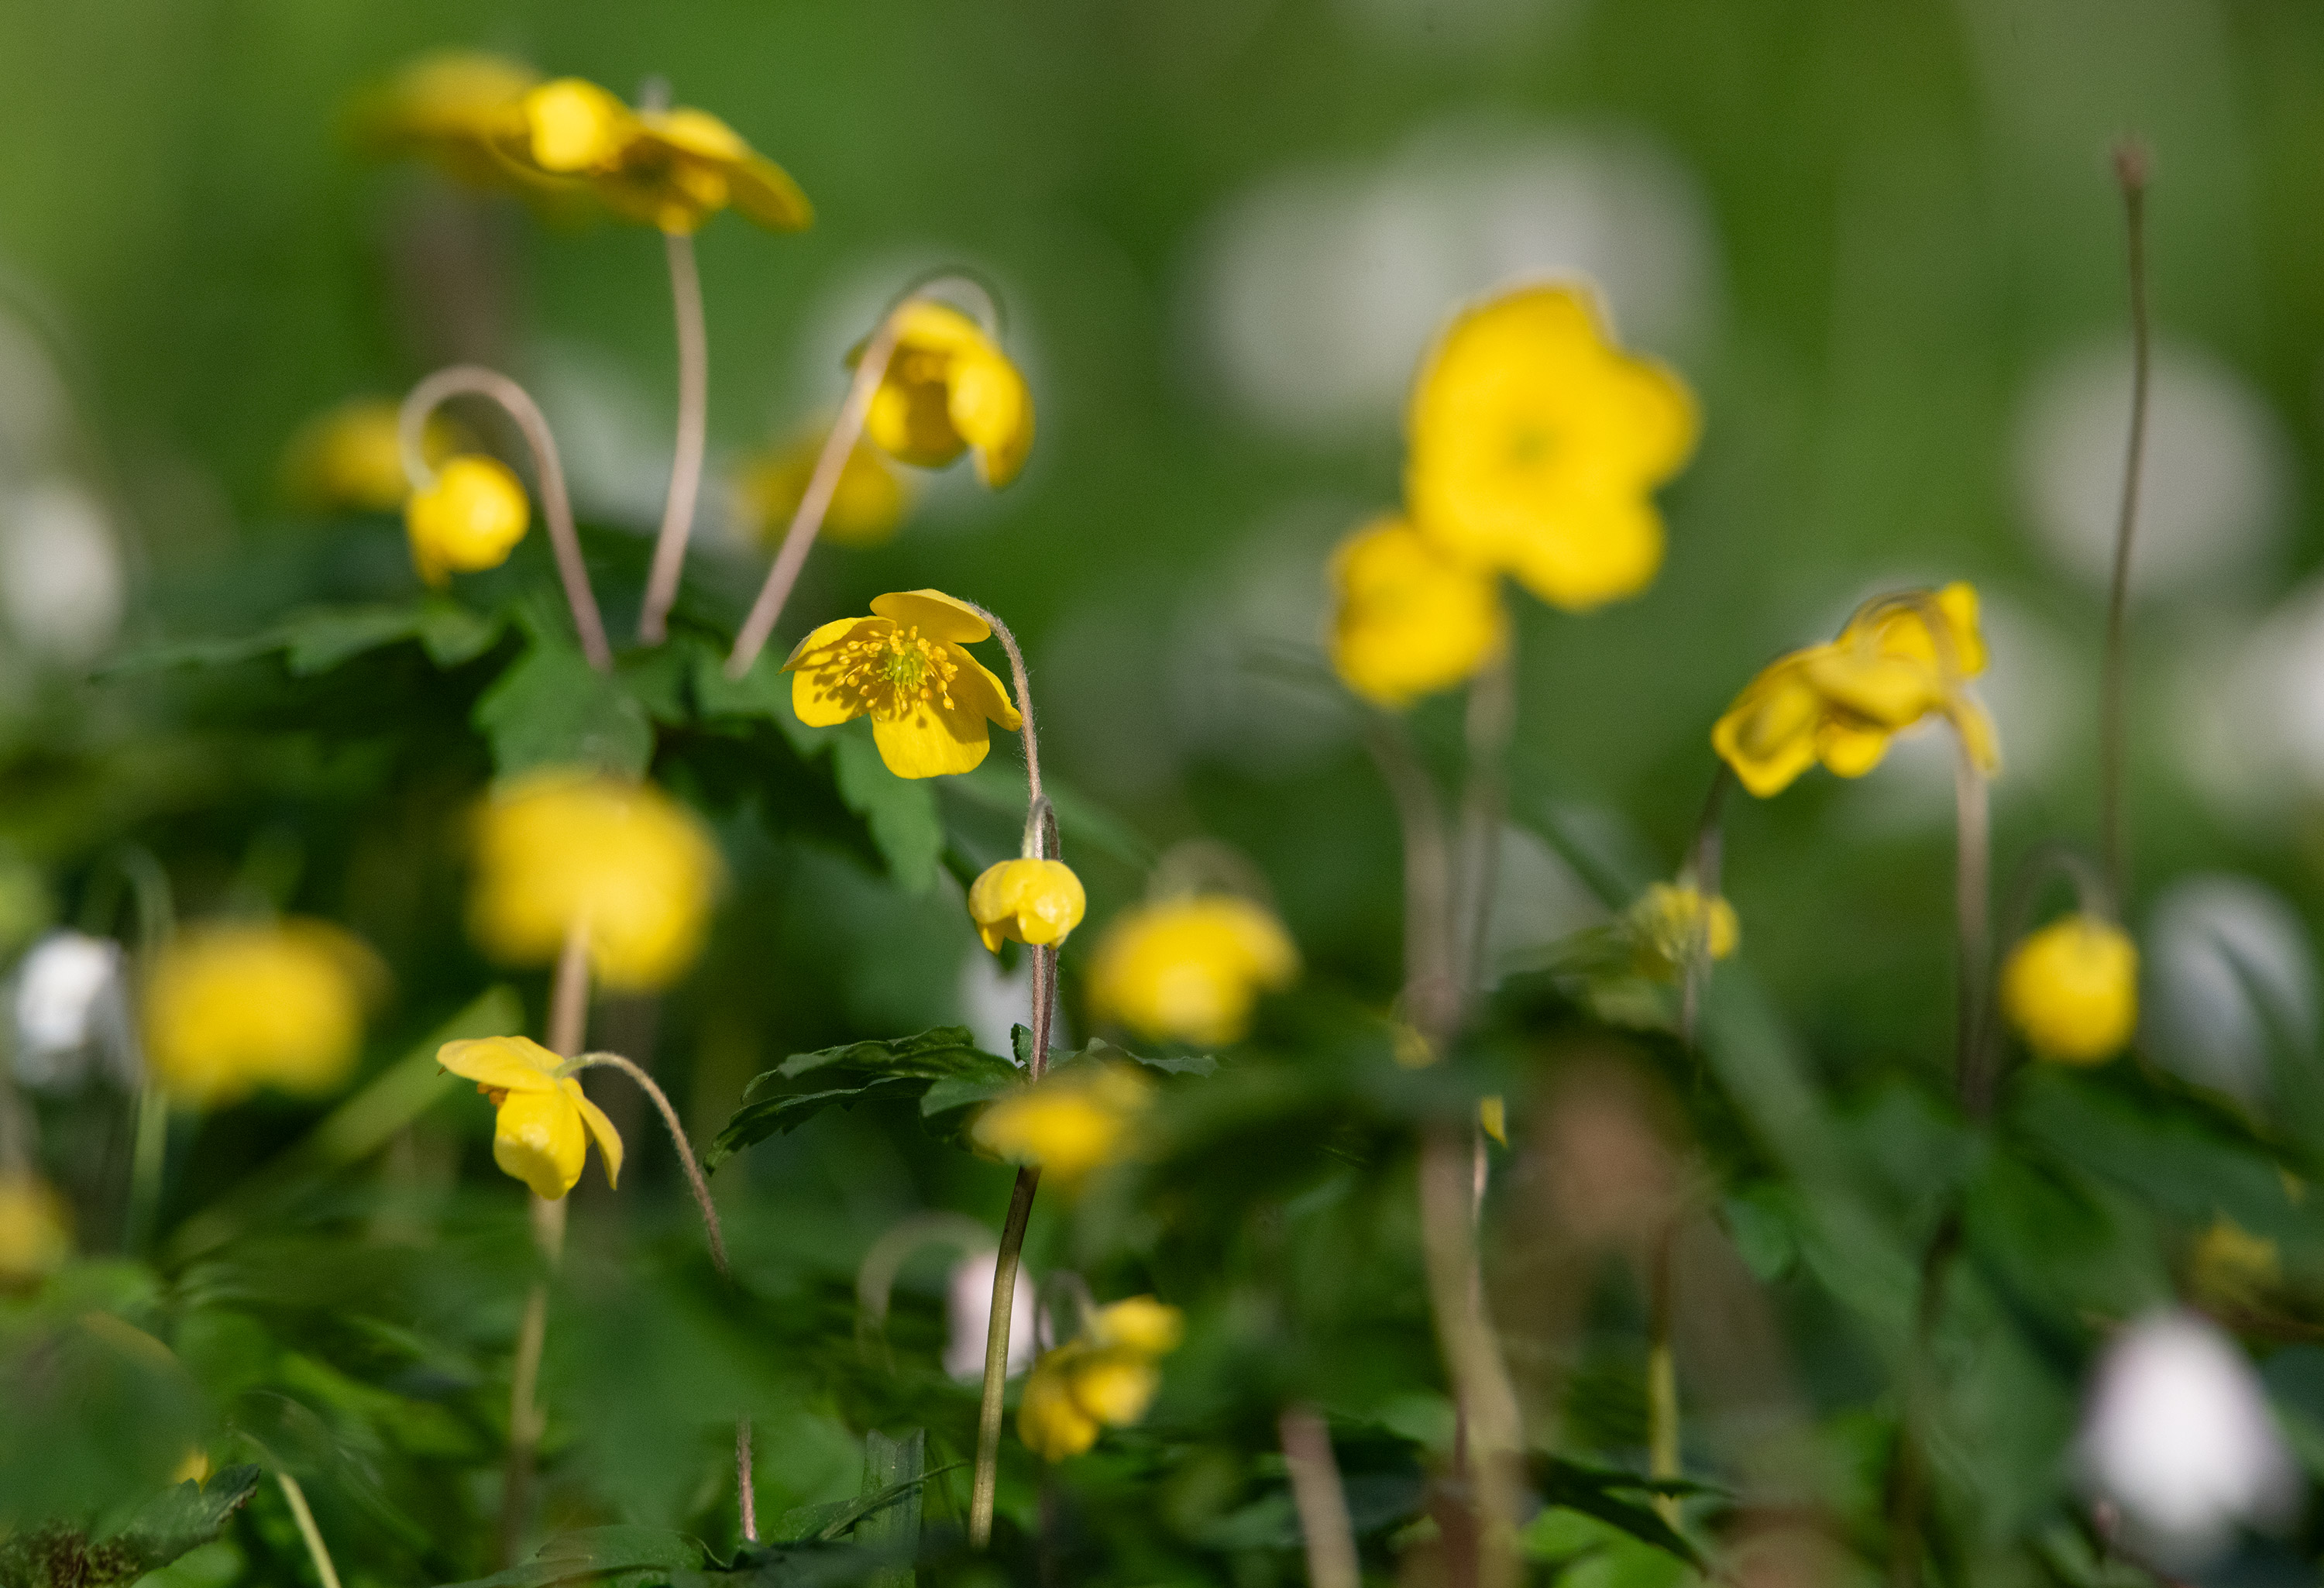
(972, 1064, 1151, 1185)
(0, 1172, 71, 1283)
(968, 859, 1086, 954)
(143, 920, 380, 1108)
(1016, 1292, 1182, 1461)
(862, 302, 1034, 489)
(1067, 1347, 1160, 1426)
(1627, 882, 1740, 981)
(279, 398, 455, 514)
(404, 455, 529, 588)
(1087, 895, 1299, 1047)
(1091, 1295, 1184, 1355)
(1327, 514, 1508, 709)
(2000, 913, 2139, 1065)
(437, 1035, 624, 1201)
(1017, 1349, 1102, 1461)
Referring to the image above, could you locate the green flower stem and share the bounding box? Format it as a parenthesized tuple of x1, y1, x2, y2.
(2102, 143, 2151, 907)
(1645, 1226, 1681, 1529)
(1677, 765, 1731, 1049)
(638, 228, 710, 645)
(970, 1162, 1041, 1548)
(1279, 1408, 1360, 1588)
(400, 366, 610, 672)
(277, 1469, 345, 1588)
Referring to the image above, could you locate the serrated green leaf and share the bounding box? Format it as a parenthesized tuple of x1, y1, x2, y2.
(0, 1466, 263, 1588)
(918, 1072, 1016, 1117)
(773, 1027, 1006, 1084)
(831, 731, 943, 895)
(473, 638, 654, 779)
(711, 1029, 1018, 1168)
(428, 1525, 708, 1588)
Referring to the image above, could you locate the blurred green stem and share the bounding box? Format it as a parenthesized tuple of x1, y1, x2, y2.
(125, 1083, 169, 1253)
(2101, 142, 2150, 908)
(1887, 1212, 1961, 1588)
(971, 1164, 1041, 1548)
(638, 229, 708, 645)
(277, 1469, 344, 1588)
(1646, 1224, 1681, 1529)
(1951, 745, 1992, 1116)
(1677, 766, 1730, 1048)
(1280, 1407, 1360, 1588)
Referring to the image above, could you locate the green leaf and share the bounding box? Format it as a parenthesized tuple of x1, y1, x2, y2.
(710, 1029, 1018, 1170)
(473, 638, 654, 779)
(100, 599, 506, 680)
(428, 1526, 709, 1588)
(852, 1429, 925, 1588)
(772, 1027, 1006, 1084)
(1532, 1457, 1711, 1569)
(831, 731, 943, 895)
(0, 1466, 262, 1588)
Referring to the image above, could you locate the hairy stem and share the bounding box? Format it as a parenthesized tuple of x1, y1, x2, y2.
(964, 603, 1046, 823)
(401, 366, 611, 672)
(971, 1164, 1042, 1548)
(277, 1469, 345, 1588)
(559, 1050, 730, 1280)
(2101, 142, 2151, 909)
(638, 230, 709, 645)
(1280, 1408, 1360, 1588)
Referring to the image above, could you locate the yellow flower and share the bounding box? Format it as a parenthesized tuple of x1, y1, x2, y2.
(782, 590, 1023, 779)
(971, 1064, 1152, 1184)
(468, 772, 723, 992)
(1087, 895, 1300, 1046)
(1712, 583, 1999, 799)
(1628, 882, 1740, 981)
(1480, 1095, 1508, 1145)
(143, 920, 380, 1107)
(968, 859, 1087, 954)
(864, 302, 1034, 489)
(1016, 1294, 1182, 1461)
(1327, 514, 1508, 709)
(405, 455, 530, 588)
(0, 1172, 71, 1283)
(356, 50, 543, 189)
(437, 1035, 624, 1201)
(737, 428, 910, 549)
(512, 78, 812, 235)
(1999, 913, 2138, 1065)
(171, 1448, 212, 1487)
(1405, 283, 1697, 612)
(280, 398, 456, 514)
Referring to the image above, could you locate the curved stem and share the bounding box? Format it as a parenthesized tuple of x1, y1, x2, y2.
(276, 1469, 345, 1588)
(2102, 143, 2151, 910)
(970, 1165, 1041, 1548)
(559, 1050, 730, 1280)
(1281, 1408, 1360, 1588)
(961, 603, 1045, 825)
(638, 232, 709, 645)
(401, 366, 611, 673)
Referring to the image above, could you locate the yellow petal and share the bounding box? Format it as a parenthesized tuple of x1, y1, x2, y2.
(493, 1089, 586, 1199)
(1092, 1296, 1184, 1354)
(438, 1034, 559, 1092)
(729, 153, 813, 232)
(524, 78, 635, 174)
(567, 1081, 625, 1189)
(1501, 493, 1664, 613)
(785, 617, 886, 727)
(947, 352, 1034, 489)
(869, 589, 991, 643)
(870, 703, 992, 779)
(1814, 717, 1893, 779)
(1710, 654, 1825, 799)
(890, 300, 995, 357)
(947, 644, 1023, 731)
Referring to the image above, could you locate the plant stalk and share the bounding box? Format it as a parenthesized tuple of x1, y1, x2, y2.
(970, 1164, 1042, 1548)
(1280, 1407, 1360, 1588)
(638, 230, 709, 644)
(277, 1469, 345, 1588)
(2101, 142, 2150, 909)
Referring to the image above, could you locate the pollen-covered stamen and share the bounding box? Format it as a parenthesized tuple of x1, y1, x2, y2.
(835, 623, 961, 719)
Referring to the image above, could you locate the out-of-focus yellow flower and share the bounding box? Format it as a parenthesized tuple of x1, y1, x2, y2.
(1088, 895, 1299, 1046)
(1017, 1294, 1182, 1461)
(737, 428, 910, 549)
(469, 772, 723, 992)
(0, 1172, 71, 1283)
(171, 1448, 212, 1487)
(280, 398, 456, 514)
(1628, 882, 1739, 981)
(2190, 1218, 2281, 1315)
(863, 302, 1034, 490)
(2000, 913, 2138, 1065)
(1327, 514, 1508, 709)
(1712, 583, 1999, 799)
(783, 590, 1023, 779)
(405, 455, 530, 588)
(511, 78, 812, 235)
(357, 50, 542, 188)
(437, 1035, 624, 1201)
(1405, 283, 1697, 613)
(971, 1064, 1151, 1185)
(143, 920, 380, 1107)
(1480, 1095, 1508, 1145)
(968, 859, 1086, 954)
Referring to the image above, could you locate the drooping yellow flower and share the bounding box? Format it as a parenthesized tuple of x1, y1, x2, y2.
(280, 398, 456, 514)
(737, 428, 910, 549)
(468, 772, 723, 992)
(971, 1064, 1151, 1184)
(405, 455, 530, 588)
(511, 78, 812, 235)
(1712, 583, 1999, 799)
(356, 50, 543, 189)
(968, 859, 1087, 954)
(143, 920, 380, 1107)
(1016, 1294, 1183, 1461)
(1999, 913, 2138, 1065)
(1405, 283, 1697, 612)
(1087, 895, 1300, 1046)
(1327, 514, 1508, 709)
(1627, 882, 1740, 981)
(782, 590, 1023, 779)
(437, 1035, 624, 1201)
(864, 302, 1034, 490)
(0, 1172, 71, 1283)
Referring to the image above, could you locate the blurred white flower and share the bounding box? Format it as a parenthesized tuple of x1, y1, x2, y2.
(0, 480, 123, 662)
(12, 930, 136, 1090)
(2080, 1308, 2297, 1565)
(1190, 119, 1715, 441)
(2177, 581, 2324, 823)
(2016, 341, 2288, 600)
(944, 1249, 1037, 1382)
(2142, 875, 2316, 1104)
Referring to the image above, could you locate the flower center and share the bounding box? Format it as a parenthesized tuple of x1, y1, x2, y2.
(1505, 424, 1557, 468)
(838, 624, 960, 718)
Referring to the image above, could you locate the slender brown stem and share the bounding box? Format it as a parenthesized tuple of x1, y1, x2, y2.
(2102, 143, 2150, 909)
(1281, 1408, 1360, 1588)
(638, 231, 709, 645)
(277, 1469, 345, 1588)
(1951, 741, 1992, 1117)
(1362, 717, 1456, 1050)
(401, 366, 611, 672)
(963, 604, 1046, 825)
(971, 1164, 1041, 1548)
(737, 1420, 757, 1543)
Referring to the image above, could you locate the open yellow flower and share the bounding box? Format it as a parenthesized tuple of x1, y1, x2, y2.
(864, 302, 1034, 489)
(1406, 283, 1697, 612)
(971, 1064, 1151, 1184)
(405, 455, 530, 588)
(280, 398, 456, 514)
(1328, 514, 1508, 709)
(511, 78, 812, 235)
(438, 1035, 624, 1201)
(0, 1172, 71, 1284)
(1712, 583, 1999, 799)
(1017, 1294, 1182, 1461)
(1999, 913, 2138, 1065)
(968, 859, 1086, 954)
(469, 772, 723, 992)
(357, 50, 542, 189)
(144, 920, 380, 1107)
(1627, 882, 1739, 981)
(1088, 895, 1299, 1046)
(783, 590, 1023, 779)
(737, 427, 909, 549)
